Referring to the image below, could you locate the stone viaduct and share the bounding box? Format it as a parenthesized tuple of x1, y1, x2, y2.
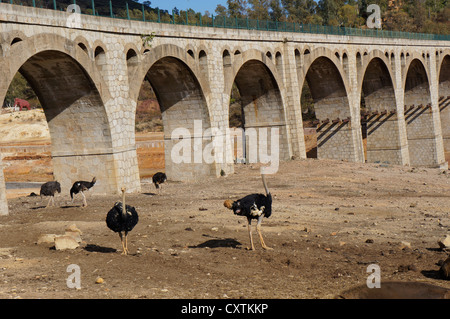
(0, 3, 449, 215)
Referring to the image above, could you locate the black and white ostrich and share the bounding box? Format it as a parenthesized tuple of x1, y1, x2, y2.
(152, 172, 167, 195)
(40, 181, 61, 208)
(70, 177, 96, 207)
(224, 173, 273, 251)
(106, 187, 139, 255)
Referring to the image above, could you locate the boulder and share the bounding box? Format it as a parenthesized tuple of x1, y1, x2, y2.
(440, 257, 450, 280)
(38, 224, 83, 248)
(37, 234, 58, 244)
(65, 224, 82, 235)
(65, 231, 82, 243)
(54, 236, 79, 250)
(438, 235, 450, 250)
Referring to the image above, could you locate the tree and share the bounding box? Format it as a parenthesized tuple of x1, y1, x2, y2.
(383, 9, 415, 32)
(317, 0, 340, 25)
(269, 0, 285, 21)
(227, 0, 249, 18)
(339, 4, 363, 27)
(281, 0, 311, 23)
(5, 73, 40, 108)
(215, 4, 228, 16)
(248, 0, 271, 20)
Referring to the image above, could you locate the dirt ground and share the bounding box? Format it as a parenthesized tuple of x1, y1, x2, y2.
(0, 158, 449, 299)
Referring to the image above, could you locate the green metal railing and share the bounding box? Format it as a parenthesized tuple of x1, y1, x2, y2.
(2, 0, 449, 41)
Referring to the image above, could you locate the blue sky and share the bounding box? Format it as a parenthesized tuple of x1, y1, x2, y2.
(139, 0, 227, 15)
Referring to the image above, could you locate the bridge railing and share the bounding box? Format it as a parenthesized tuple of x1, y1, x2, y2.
(2, 0, 449, 41)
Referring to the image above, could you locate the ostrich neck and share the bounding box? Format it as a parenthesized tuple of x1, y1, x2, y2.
(122, 191, 126, 217)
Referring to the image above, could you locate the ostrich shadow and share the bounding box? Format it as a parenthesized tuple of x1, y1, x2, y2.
(84, 244, 117, 253)
(189, 236, 242, 249)
(30, 205, 84, 210)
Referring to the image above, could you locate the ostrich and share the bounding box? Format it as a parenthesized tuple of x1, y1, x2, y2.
(152, 172, 167, 195)
(224, 173, 272, 251)
(40, 181, 61, 208)
(106, 187, 139, 255)
(70, 177, 96, 207)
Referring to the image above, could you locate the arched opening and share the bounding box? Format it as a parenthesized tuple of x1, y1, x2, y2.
(228, 60, 288, 165)
(360, 58, 398, 164)
(11, 38, 22, 46)
(301, 80, 316, 158)
(2, 50, 114, 194)
(302, 57, 354, 161)
(404, 59, 437, 167)
(77, 42, 88, 55)
(342, 53, 348, 73)
(198, 50, 208, 80)
(135, 77, 163, 180)
(126, 48, 139, 79)
(137, 57, 212, 181)
(94, 46, 106, 70)
(438, 55, 450, 162)
(223, 50, 231, 67)
(356, 52, 362, 67)
(275, 52, 283, 79)
(2, 72, 49, 184)
(126, 49, 138, 63)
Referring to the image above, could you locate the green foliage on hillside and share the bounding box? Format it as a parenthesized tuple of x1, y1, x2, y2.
(8, 0, 151, 16)
(4, 73, 41, 108)
(217, 0, 448, 34)
(8, 0, 448, 34)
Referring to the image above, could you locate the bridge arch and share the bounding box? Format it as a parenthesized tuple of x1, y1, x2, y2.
(0, 33, 116, 194)
(357, 50, 396, 95)
(225, 48, 291, 163)
(224, 49, 284, 99)
(129, 43, 214, 181)
(438, 54, 450, 160)
(298, 47, 356, 161)
(402, 57, 439, 167)
(358, 54, 400, 164)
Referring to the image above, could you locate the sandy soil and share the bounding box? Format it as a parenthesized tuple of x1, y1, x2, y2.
(0, 109, 449, 300)
(0, 109, 49, 143)
(0, 159, 449, 299)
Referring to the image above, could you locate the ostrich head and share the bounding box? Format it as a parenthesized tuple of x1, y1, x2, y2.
(224, 200, 233, 209)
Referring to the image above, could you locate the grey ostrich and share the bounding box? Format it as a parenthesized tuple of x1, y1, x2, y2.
(40, 181, 61, 208)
